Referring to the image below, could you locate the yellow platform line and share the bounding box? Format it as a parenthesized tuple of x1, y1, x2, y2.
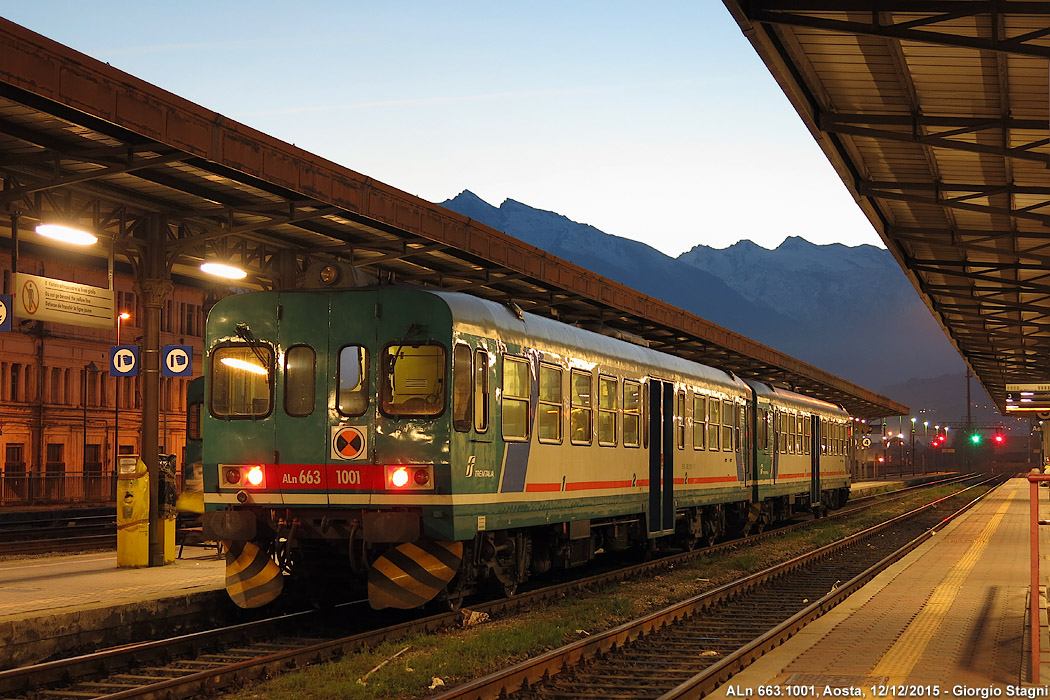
(869, 497, 1012, 683)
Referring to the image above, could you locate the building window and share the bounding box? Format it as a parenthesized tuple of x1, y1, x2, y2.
(538, 363, 563, 443)
(570, 369, 593, 445)
(502, 356, 530, 441)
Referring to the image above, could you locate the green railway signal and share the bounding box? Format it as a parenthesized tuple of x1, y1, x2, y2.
(970, 432, 982, 445)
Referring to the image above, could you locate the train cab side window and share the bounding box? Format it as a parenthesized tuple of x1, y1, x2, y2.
(570, 369, 593, 445)
(599, 376, 618, 446)
(284, 345, 316, 417)
(452, 344, 473, 432)
(538, 363, 563, 443)
(502, 356, 530, 441)
(337, 346, 369, 417)
(210, 344, 274, 419)
(722, 399, 734, 452)
(708, 398, 721, 451)
(692, 394, 706, 450)
(474, 349, 489, 433)
(623, 380, 641, 448)
(381, 344, 445, 417)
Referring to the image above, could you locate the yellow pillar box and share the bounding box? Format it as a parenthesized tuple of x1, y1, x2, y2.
(116, 456, 149, 568)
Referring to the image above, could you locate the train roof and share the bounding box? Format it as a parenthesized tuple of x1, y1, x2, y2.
(744, 379, 849, 419)
(431, 289, 747, 392)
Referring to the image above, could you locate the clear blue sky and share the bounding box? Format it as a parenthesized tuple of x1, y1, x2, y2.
(0, 2, 881, 256)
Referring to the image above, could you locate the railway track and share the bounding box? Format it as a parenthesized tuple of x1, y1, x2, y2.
(0, 473, 995, 700)
(0, 513, 116, 556)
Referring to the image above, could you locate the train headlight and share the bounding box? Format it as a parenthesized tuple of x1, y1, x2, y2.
(391, 467, 410, 488)
(413, 468, 430, 486)
(246, 466, 264, 486)
(224, 467, 241, 485)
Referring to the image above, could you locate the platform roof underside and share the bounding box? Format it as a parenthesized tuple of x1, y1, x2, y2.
(0, 18, 904, 419)
(724, 1, 1050, 414)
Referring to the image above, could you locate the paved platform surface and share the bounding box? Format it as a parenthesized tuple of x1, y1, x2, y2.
(0, 545, 224, 623)
(709, 475, 1048, 698)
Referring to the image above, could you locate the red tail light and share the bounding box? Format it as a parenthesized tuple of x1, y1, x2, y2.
(384, 465, 433, 490)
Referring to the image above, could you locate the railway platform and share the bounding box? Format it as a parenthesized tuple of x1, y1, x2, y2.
(0, 545, 225, 670)
(708, 475, 1048, 697)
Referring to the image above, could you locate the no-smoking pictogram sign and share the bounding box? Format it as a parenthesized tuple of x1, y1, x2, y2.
(331, 425, 367, 460)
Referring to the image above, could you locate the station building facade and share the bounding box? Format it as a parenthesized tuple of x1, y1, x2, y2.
(0, 251, 206, 506)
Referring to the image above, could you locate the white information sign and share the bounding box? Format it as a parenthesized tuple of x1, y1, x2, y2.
(13, 272, 114, 329)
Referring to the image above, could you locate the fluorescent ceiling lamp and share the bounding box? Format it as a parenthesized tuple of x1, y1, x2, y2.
(35, 223, 98, 246)
(200, 262, 248, 280)
(220, 357, 268, 375)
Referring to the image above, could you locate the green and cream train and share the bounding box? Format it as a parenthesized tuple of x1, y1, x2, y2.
(201, 285, 852, 610)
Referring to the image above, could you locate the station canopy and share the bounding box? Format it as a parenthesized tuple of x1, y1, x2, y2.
(0, 18, 904, 419)
(724, 1, 1050, 416)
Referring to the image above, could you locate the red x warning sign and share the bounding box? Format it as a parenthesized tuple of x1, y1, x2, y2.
(332, 425, 367, 460)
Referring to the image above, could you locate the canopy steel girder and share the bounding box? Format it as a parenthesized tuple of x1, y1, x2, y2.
(726, 0, 1050, 414)
(743, 1, 1050, 57)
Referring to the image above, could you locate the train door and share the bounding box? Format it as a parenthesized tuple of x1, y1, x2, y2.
(753, 398, 773, 500)
(324, 290, 380, 502)
(647, 379, 675, 536)
(270, 292, 336, 502)
(810, 415, 821, 509)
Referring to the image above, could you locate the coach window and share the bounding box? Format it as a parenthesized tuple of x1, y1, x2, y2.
(570, 369, 593, 445)
(538, 363, 563, 443)
(599, 376, 618, 446)
(794, 415, 803, 454)
(337, 345, 368, 417)
(779, 412, 789, 454)
(820, 418, 828, 454)
(722, 400, 734, 451)
(803, 416, 811, 455)
(502, 356, 530, 441)
(474, 349, 489, 432)
(693, 394, 706, 450)
(452, 344, 472, 432)
(674, 390, 686, 450)
(708, 398, 721, 451)
(211, 344, 274, 418)
(284, 345, 316, 417)
(623, 380, 641, 447)
(756, 408, 767, 448)
(381, 344, 445, 417)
